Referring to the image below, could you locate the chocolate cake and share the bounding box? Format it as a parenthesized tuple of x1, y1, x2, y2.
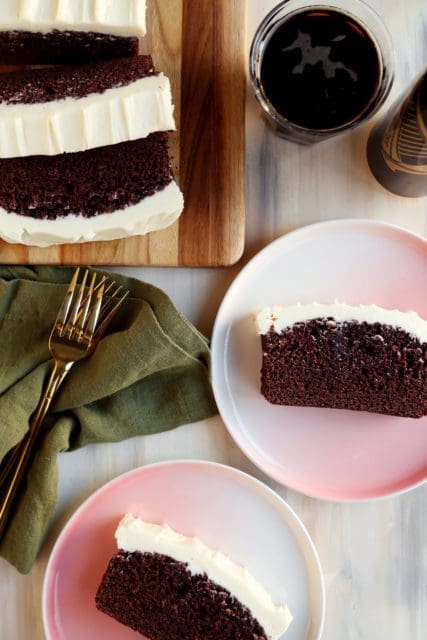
(0, 56, 176, 158)
(0, 55, 156, 104)
(256, 303, 427, 418)
(0, 134, 172, 219)
(0, 0, 146, 64)
(0, 135, 183, 246)
(95, 515, 293, 640)
(0, 52, 184, 246)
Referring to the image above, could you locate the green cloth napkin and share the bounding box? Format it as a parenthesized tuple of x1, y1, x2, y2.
(0, 266, 217, 574)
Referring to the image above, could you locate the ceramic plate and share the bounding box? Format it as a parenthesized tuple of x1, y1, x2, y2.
(211, 220, 427, 501)
(42, 460, 325, 640)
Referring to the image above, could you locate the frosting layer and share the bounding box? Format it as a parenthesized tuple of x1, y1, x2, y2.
(116, 514, 293, 640)
(0, 0, 146, 37)
(256, 303, 427, 344)
(0, 182, 183, 247)
(0, 74, 175, 158)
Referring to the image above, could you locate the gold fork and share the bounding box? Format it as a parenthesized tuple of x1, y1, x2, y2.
(0, 268, 129, 538)
(0, 270, 129, 486)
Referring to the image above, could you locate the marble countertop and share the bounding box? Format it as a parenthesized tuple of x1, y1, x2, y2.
(1, 1, 426, 638)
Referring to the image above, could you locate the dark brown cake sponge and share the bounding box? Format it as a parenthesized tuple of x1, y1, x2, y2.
(0, 55, 157, 105)
(95, 551, 268, 640)
(261, 319, 427, 418)
(0, 134, 173, 220)
(0, 30, 139, 66)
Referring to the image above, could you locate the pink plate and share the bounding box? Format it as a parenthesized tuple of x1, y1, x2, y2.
(211, 220, 427, 501)
(42, 461, 325, 640)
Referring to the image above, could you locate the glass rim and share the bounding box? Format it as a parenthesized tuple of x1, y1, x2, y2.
(249, 0, 395, 137)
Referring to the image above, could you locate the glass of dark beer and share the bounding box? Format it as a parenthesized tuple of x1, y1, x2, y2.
(250, 0, 394, 144)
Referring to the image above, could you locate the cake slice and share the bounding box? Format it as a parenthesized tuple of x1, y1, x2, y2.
(0, 56, 175, 158)
(96, 514, 293, 640)
(0, 0, 146, 64)
(256, 303, 427, 418)
(0, 134, 183, 246)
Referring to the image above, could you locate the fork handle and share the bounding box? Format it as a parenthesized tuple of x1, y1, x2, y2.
(0, 360, 65, 490)
(0, 360, 72, 539)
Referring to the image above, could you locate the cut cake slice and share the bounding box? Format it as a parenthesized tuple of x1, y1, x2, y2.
(0, 55, 175, 158)
(257, 302, 427, 418)
(96, 515, 293, 640)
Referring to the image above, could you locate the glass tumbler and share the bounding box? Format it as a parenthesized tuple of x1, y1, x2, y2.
(250, 0, 394, 144)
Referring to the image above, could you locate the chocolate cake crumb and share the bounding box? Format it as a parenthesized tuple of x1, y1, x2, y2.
(0, 30, 139, 65)
(96, 551, 267, 640)
(0, 134, 173, 220)
(0, 55, 157, 105)
(261, 319, 427, 418)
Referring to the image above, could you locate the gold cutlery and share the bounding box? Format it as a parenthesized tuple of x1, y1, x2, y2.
(0, 268, 129, 538)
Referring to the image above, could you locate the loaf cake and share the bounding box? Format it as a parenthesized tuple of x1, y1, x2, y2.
(0, 55, 184, 246)
(96, 514, 293, 640)
(0, 0, 146, 64)
(256, 302, 427, 418)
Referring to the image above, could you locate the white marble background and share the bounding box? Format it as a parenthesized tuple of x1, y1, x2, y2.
(1, 1, 426, 638)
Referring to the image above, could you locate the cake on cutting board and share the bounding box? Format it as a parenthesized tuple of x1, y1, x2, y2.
(0, 55, 183, 246)
(256, 302, 427, 418)
(96, 514, 293, 640)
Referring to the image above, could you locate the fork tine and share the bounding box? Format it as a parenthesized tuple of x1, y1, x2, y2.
(55, 267, 80, 332)
(76, 272, 96, 336)
(68, 268, 89, 330)
(74, 275, 108, 324)
(98, 283, 123, 323)
(95, 291, 130, 341)
(92, 275, 110, 297)
(102, 280, 116, 298)
(85, 282, 105, 341)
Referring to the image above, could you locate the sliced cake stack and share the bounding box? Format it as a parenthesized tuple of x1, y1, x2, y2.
(0, 0, 184, 247)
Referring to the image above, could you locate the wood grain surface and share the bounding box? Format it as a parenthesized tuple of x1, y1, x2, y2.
(0, 0, 246, 267)
(179, 0, 247, 266)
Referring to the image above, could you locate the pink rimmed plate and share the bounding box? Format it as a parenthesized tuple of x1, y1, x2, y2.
(42, 461, 325, 640)
(211, 220, 427, 501)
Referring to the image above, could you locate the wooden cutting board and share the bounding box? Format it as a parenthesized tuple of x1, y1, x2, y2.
(0, 0, 246, 267)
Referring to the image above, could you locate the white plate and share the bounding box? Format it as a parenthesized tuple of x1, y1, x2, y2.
(43, 460, 325, 640)
(211, 220, 427, 501)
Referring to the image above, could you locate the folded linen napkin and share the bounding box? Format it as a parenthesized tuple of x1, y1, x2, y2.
(0, 266, 217, 574)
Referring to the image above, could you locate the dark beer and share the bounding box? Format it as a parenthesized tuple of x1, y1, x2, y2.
(367, 71, 427, 198)
(260, 9, 382, 130)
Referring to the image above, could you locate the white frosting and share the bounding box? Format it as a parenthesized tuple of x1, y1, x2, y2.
(0, 181, 183, 247)
(0, 0, 146, 37)
(116, 515, 293, 640)
(256, 303, 427, 343)
(0, 74, 175, 158)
